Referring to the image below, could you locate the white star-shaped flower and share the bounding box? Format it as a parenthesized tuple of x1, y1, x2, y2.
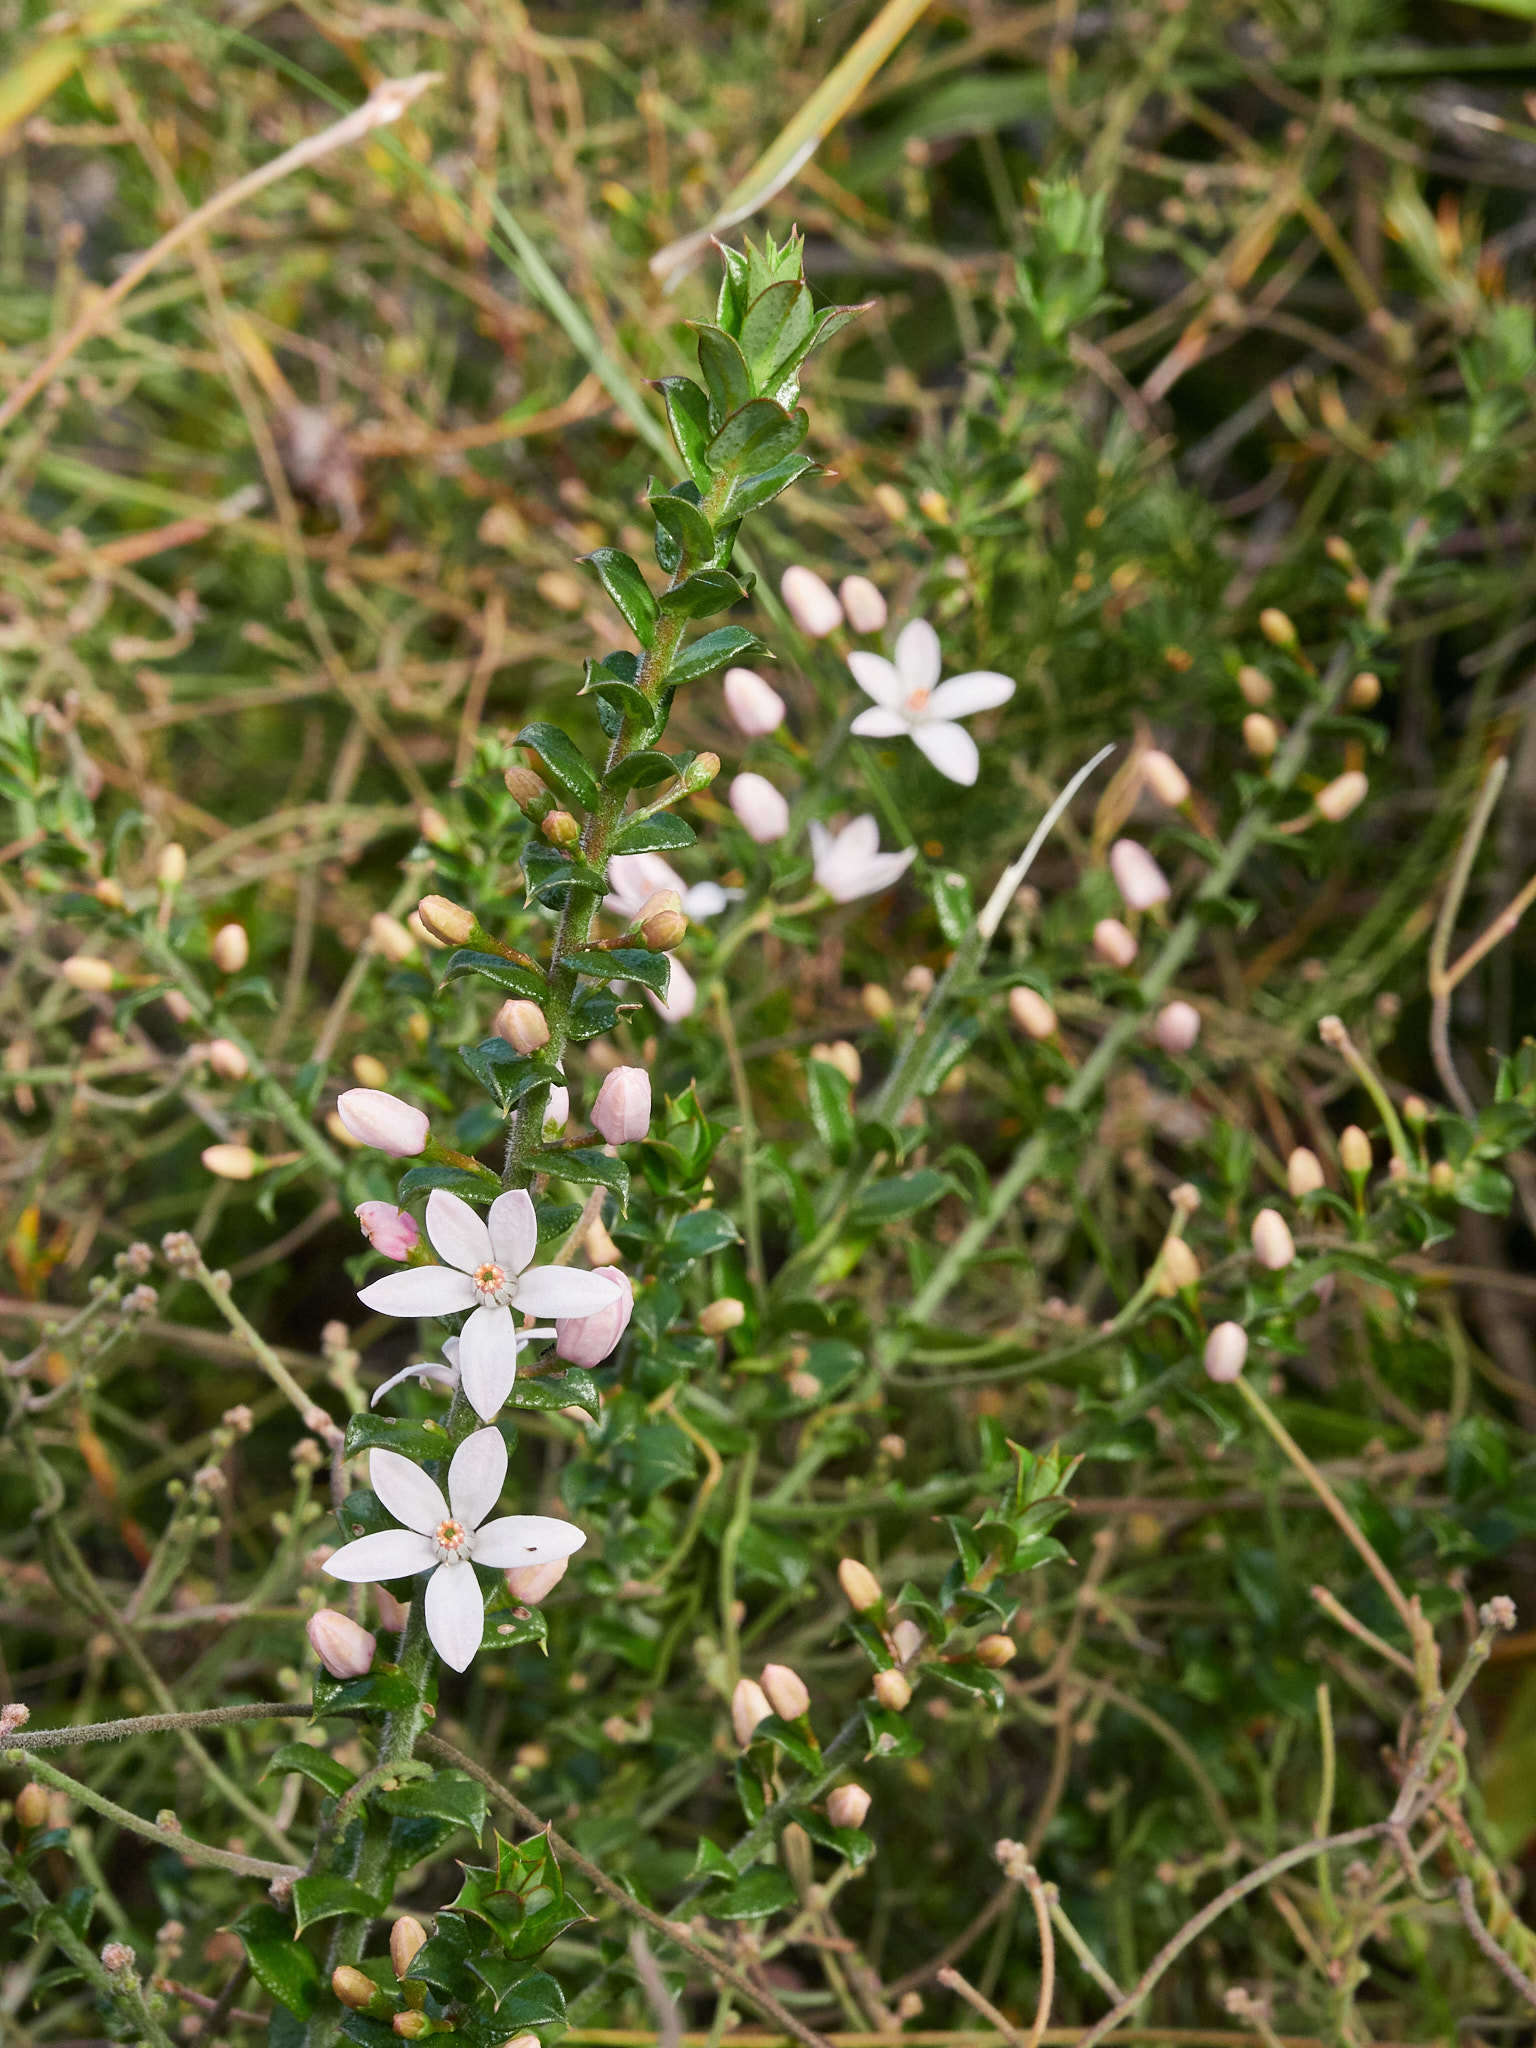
(848, 619, 1015, 786)
(322, 1429, 585, 1672)
(357, 1188, 618, 1421)
(810, 815, 917, 904)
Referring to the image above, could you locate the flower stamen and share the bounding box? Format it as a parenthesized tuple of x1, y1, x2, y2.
(434, 1517, 469, 1562)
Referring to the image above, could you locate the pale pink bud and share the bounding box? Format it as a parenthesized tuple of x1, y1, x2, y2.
(390, 1917, 428, 1980)
(335, 1087, 430, 1157)
(1092, 918, 1138, 969)
(838, 1558, 882, 1612)
(1243, 712, 1279, 759)
(1140, 750, 1190, 807)
(1250, 1207, 1296, 1270)
(700, 1296, 745, 1336)
(1315, 770, 1367, 823)
(1110, 839, 1170, 912)
(975, 1634, 1017, 1667)
(504, 1554, 570, 1605)
(206, 1037, 249, 1081)
(1286, 1147, 1325, 1197)
(872, 1668, 911, 1712)
(202, 1143, 259, 1181)
(307, 1608, 377, 1679)
(1237, 664, 1273, 707)
(369, 912, 417, 963)
(827, 1782, 872, 1829)
(811, 1039, 862, 1086)
(554, 1266, 633, 1366)
(731, 1675, 773, 1747)
(212, 923, 249, 974)
(1203, 1322, 1248, 1383)
(781, 564, 843, 638)
(60, 955, 114, 993)
(761, 1662, 810, 1721)
(156, 842, 187, 888)
(1154, 1001, 1200, 1054)
(1009, 986, 1057, 1040)
(1259, 606, 1297, 649)
(493, 999, 550, 1054)
(723, 666, 786, 737)
(416, 894, 476, 947)
(591, 1066, 651, 1145)
(838, 576, 887, 634)
(1156, 1237, 1200, 1294)
(1340, 1124, 1372, 1176)
(163, 989, 195, 1023)
(355, 1202, 419, 1260)
(891, 1618, 924, 1664)
(729, 772, 790, 844)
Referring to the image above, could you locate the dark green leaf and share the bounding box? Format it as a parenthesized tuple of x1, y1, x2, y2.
(263, 1744, 356, 1800)
(695, 324, 753, 427)
(397, 1162, 498, 1204)
(650, 490, 715, 565)
(480, 1602, 550, 1654)
(668, 626, 765, 687)
(691, 1836, 738, 1883)
(539, 1145, 629, 1208)
(605, 749, 680, 791)
(797, 1807, 875, 1868)
(807, 1059, 855, 1166)
(753, 1712, 819, 1773)
(465, 1961, 569, 2023)
(439, 949, 546, 1001)
(668, 1208, 741, 1263)
(581, 548, 657, 648)
(342, 1412, 453, 1468)
(931, 868, 973, 943)
(568, 987, 622, 1039)
(612, 810, 698, 855)
(377, 1770, 486, 1837)
(850, 1169, 953, 1225)
(292, 1873, 385, 1934)
(566, 945, 670, 996)
(233, 1904, 321, 2018)
(458, 1039, 558, 1112)
(710, 1867, 796, 1919)
(515, 721, 600, 812)
(740, 278, 815, 385)
(522, 846, 610, 905)
(658, 567, 750, 618)
(657, 375, 713, 489)
(707, 398, 808, 475)
(725, 452, 820, 519)
(510, 1366, 600, 1417)
(313, 1665, 426, 1717)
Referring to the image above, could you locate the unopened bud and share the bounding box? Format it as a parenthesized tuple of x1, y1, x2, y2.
(592, 1065, 651, 1144)
(1243, 712, 1279, 759)
(505, 1554, 570, 1605)
(872, 1669, 911, 1712)
(684, 752, 721, 793)
(837, 1557, 882, 1613)
(1110, 839, 1170, 912)
(1340, 1125, 1372, 1176)
(1153, 1001, 1200, 1054)
(202, 1142, 260, 1181)
(1430, 1160, 1456, 1193)
(781, 564, 843, 638)
(369, 912, 417, 963)
(1287, 1147, 1325, 1197)
(93, 875, 124, 908)
(211, 923, 249, 974)
(1009, 986, 1056, 1040)
(390, 1916, 428, 1980)
(418, 806, 453, 847)
(723, 667, 787, 737)
(729, 772, 790, 844)
(1315, 770, 1367, 823)
(393, 2015, 430, 2040)
(1141, 749, 1190, 807)
(1250, 1207, 1296, 1270)
(811, 1040, 862, 1087)
(891, 1618, 924, 1664)
(640, 903, 688, 952)
(541, 809, 580, 847)
(206, 1037, 249, 1082)
(493, 999, 550, 1054)
(1480, 1595, 1517, 1633)
(332, 1965, 378, 2011)
(356, 1202, 419, 1261)
(100, 1942, 135, 1975)
(1237, 664, 1273, 707)
(60, 955, 115, 993)
(1402, 1095, 1428, 1131)
(1203, 1321, 1248, 1383)
(416, 895, 476, 947)
(761, 1662, 810, 1721)
(307, 1609, 377, 1680)
(1318, 1013, 1349, 1048)
(827, 1782, 872, 1828)
(1347, 670, 1381, 709)
(336, 1088, 430, 1158)
(700, 1297, 745, 1336)
(15, 1782, 49, 1830)
(731, 1676, 772, 1748)
(1155, 1236, 1200, 1294)
(975, 1634, 1017, 1668)
(1259, 607, 1296, 650)
(839, 576, 888, 635)
(862, 983, 894, 1022)
(352, 1052, 390, 1090)
(504, 765, 548, 811)
(916, 486, 950, 524)
(1092, 918, 1138, 969)
(157, 842, 187, 888)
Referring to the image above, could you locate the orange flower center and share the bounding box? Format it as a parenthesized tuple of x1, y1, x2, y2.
(472, 1261, 508, 1300)
(906, 686, 930, 714)
(434, 1518, 468, 1559)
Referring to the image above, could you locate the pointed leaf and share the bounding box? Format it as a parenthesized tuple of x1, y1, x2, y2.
(706, 398, 808, 475)
(566, 945, 671, 995)
(344, 1411, 453, 1462)
(376, 1771, 487, 1836)
(740, 278, 816, 385)
(439, 950, 546, 1001)
(233, 1904, 321, 2018)
(710, 1866, 796, 1919)
(658, 567, 750, 618)
(605, 749, 681, 791)
(612, 811, 697, 855)
(581, 548, 657, 649)
(650, 489, 715, 566)
(292, 1873, 386, 1934)
(668, 626, 765, 687)
(538, 1146, 629, 1207)
(725, 452, 820, 519)
(263, 1744, 357, 1800)
(514, 722, 599, 812)
(695, 324, 753, 427)
(657, 375, 712, 489)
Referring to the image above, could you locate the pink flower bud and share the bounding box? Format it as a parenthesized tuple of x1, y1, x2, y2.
(1092, 918, 1138, 969)
(838, 576, 887, 634)
(1286, 1147, 1325, 1197)
(206, 1037, 249, 1081)
(781, 564, 843, 638)
(891, 1618, 924, 1664)
(1250, 1207, 1296, 1270)
(555, 1267, 633, 1366)
(827, 1783, 871, 1829)
(1203, 1322, 1248, 1383)
(872, 1668, 911, 1712)
(1154, 1001, 1201, 1054)
(212, 923, 249, 974)
(336, 1088, 430, 1157)
(1009, 986, 1057, 1040)
(1340, 1124, 1372, 1176)
(1140, 750, 1190, 807)
(60, 955, 114, 993)
(731, 1676, 772, 1748)
(838, 1558, 882, 1612)
(505, 1554, 570, 1605)
(202, 1143, 259, 1181)
(355, 1202, 419, 1261)
(761, 1662, 810, 1721)
(493, 999, 550, 1054)
(1243, 712, 1279, 759)
(1315, 770, 1367, 823)
(369, 912, 417, 963)
(592, 1066, 651, 1145)
(729, 772, 790, 844)
(1110, 839, 1171, 912)
(700, 1297, 745, 1336)
(307, 1608, 377, 1679)
(723, 666, 786, 737)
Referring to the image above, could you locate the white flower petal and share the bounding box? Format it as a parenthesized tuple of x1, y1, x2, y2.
(471, 1514, 588, 1570)
(370, 1361, 459, 1407)
(442, 1336, 461, 1368)
(911, 719, 979, 785)
(424, 1563, 484, 1672)
(448, 1426, 508, 1530)
(424, 1189, 493, 1275)
(842, 815, 881, 860)
(850, 707, 911, 738)
(682, 881, 733, 919)
(322, 1529, 436, 1582)
(357, 1266, 477, 1319)
(894, 618, 942, 695)
(369, 1448, 448, 1534)
(487, 1190, 537, 1277)
(457, 1305, 519, 1421)
(847, 650, 903, 707)
(515, 1265, 622, 1317)
(808, 821, 832, 866)
(926, 670, 1016, 721)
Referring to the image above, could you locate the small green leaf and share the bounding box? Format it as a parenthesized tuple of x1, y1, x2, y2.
(522, 846, 610, 905)
(850, 1169, 953, 1225)
(807, 1059, 855, 1166)
(706, 397, 808, 475)
(668, 626, 765, 687)
(581, 548, 657, 649)
(740, 278, 816, 386)
(657, 375, 713, 489)
(931, 868, 973, 943)
(515, 721, 600, 812)
(292, 1873, 386, 1935)
(233, 1904, 321, 2018)
(650, 490, 715, 565)
(458, 1039, 559, 1112)
(376, 1770, 487, 1837)
(612, 811, 698, 855)
(568, 987, 623, 1039)
(667, 1208, 741, 1263)
(539, 1145, 630, 1207)
(480, 1602, 551, 1653)
(605, 749, 680, 791)
(658, 567, 750, 618)
(396, 1162, 498, 1204)
(439, 949, 546, 1001)
(695, 324, 753, 427)
(710, 1866, 796, 1919)
(566, 945, 671, 995)
(725, 452, 820, 520)
(510, 1366, 600, 1417)
(313, 1665, 428, 1718)
(263, 1744, 357, 1798)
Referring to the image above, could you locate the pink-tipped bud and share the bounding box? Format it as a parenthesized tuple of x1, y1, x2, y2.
(827, 1782, 872, 1829)
(202, 1143, 260, 1181)
(1092, 918, 1138, 969)
(891, 1618, 924, 1664)
(336, 1087, 430, 1157)
(332, 1965, 378, 2011)
(505, 1554, 570, 1606)
(1009, 986, 1056, 1040)
(838, 576, 888, 634)
(731, 1676, 772, 1748)
(1287, 1148, 1325, 1197)
(761, 1662, 810, 1721)
(416, 894, 477, 947)
(975, 1634, 1017, 1668)
(838, 1557, 882, 1613)
(729, 772, 790, 844)
(1315, 771, 1367, 823)
(60, 955, 115, 993)
(390, 1917, 428, 1981)
(554, 1267, 633, 1367)
(212, 923, 249, 974)
(1340, 1125, 1372, 1176)
(542, 809, 580, 847)
(592, 1066, 651, 1145)
(1110, 839, 1170, 912)
(356, 1202, 419, 1261)
(1203, 1322, 1248, 1383)
(781, 565, 843, 638)
(369, 911, 417, 963)
(700, 1297, 745, 1336)
(639, 894, 688, 951)
(1243, 712, 1279, 759)
(1141, 749, 1190, 807)
(723, 666, 787, 737)
(493, 999, 550, 1054)
(307, 1608, 377, 1680)
(206, 1037, 249, 1081)
(1154, 1001, 1200, 1054)
(504, 765, 548, 811)
(872, 1668, 912, 1712)
(1250, 1207, 1296, 1270)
